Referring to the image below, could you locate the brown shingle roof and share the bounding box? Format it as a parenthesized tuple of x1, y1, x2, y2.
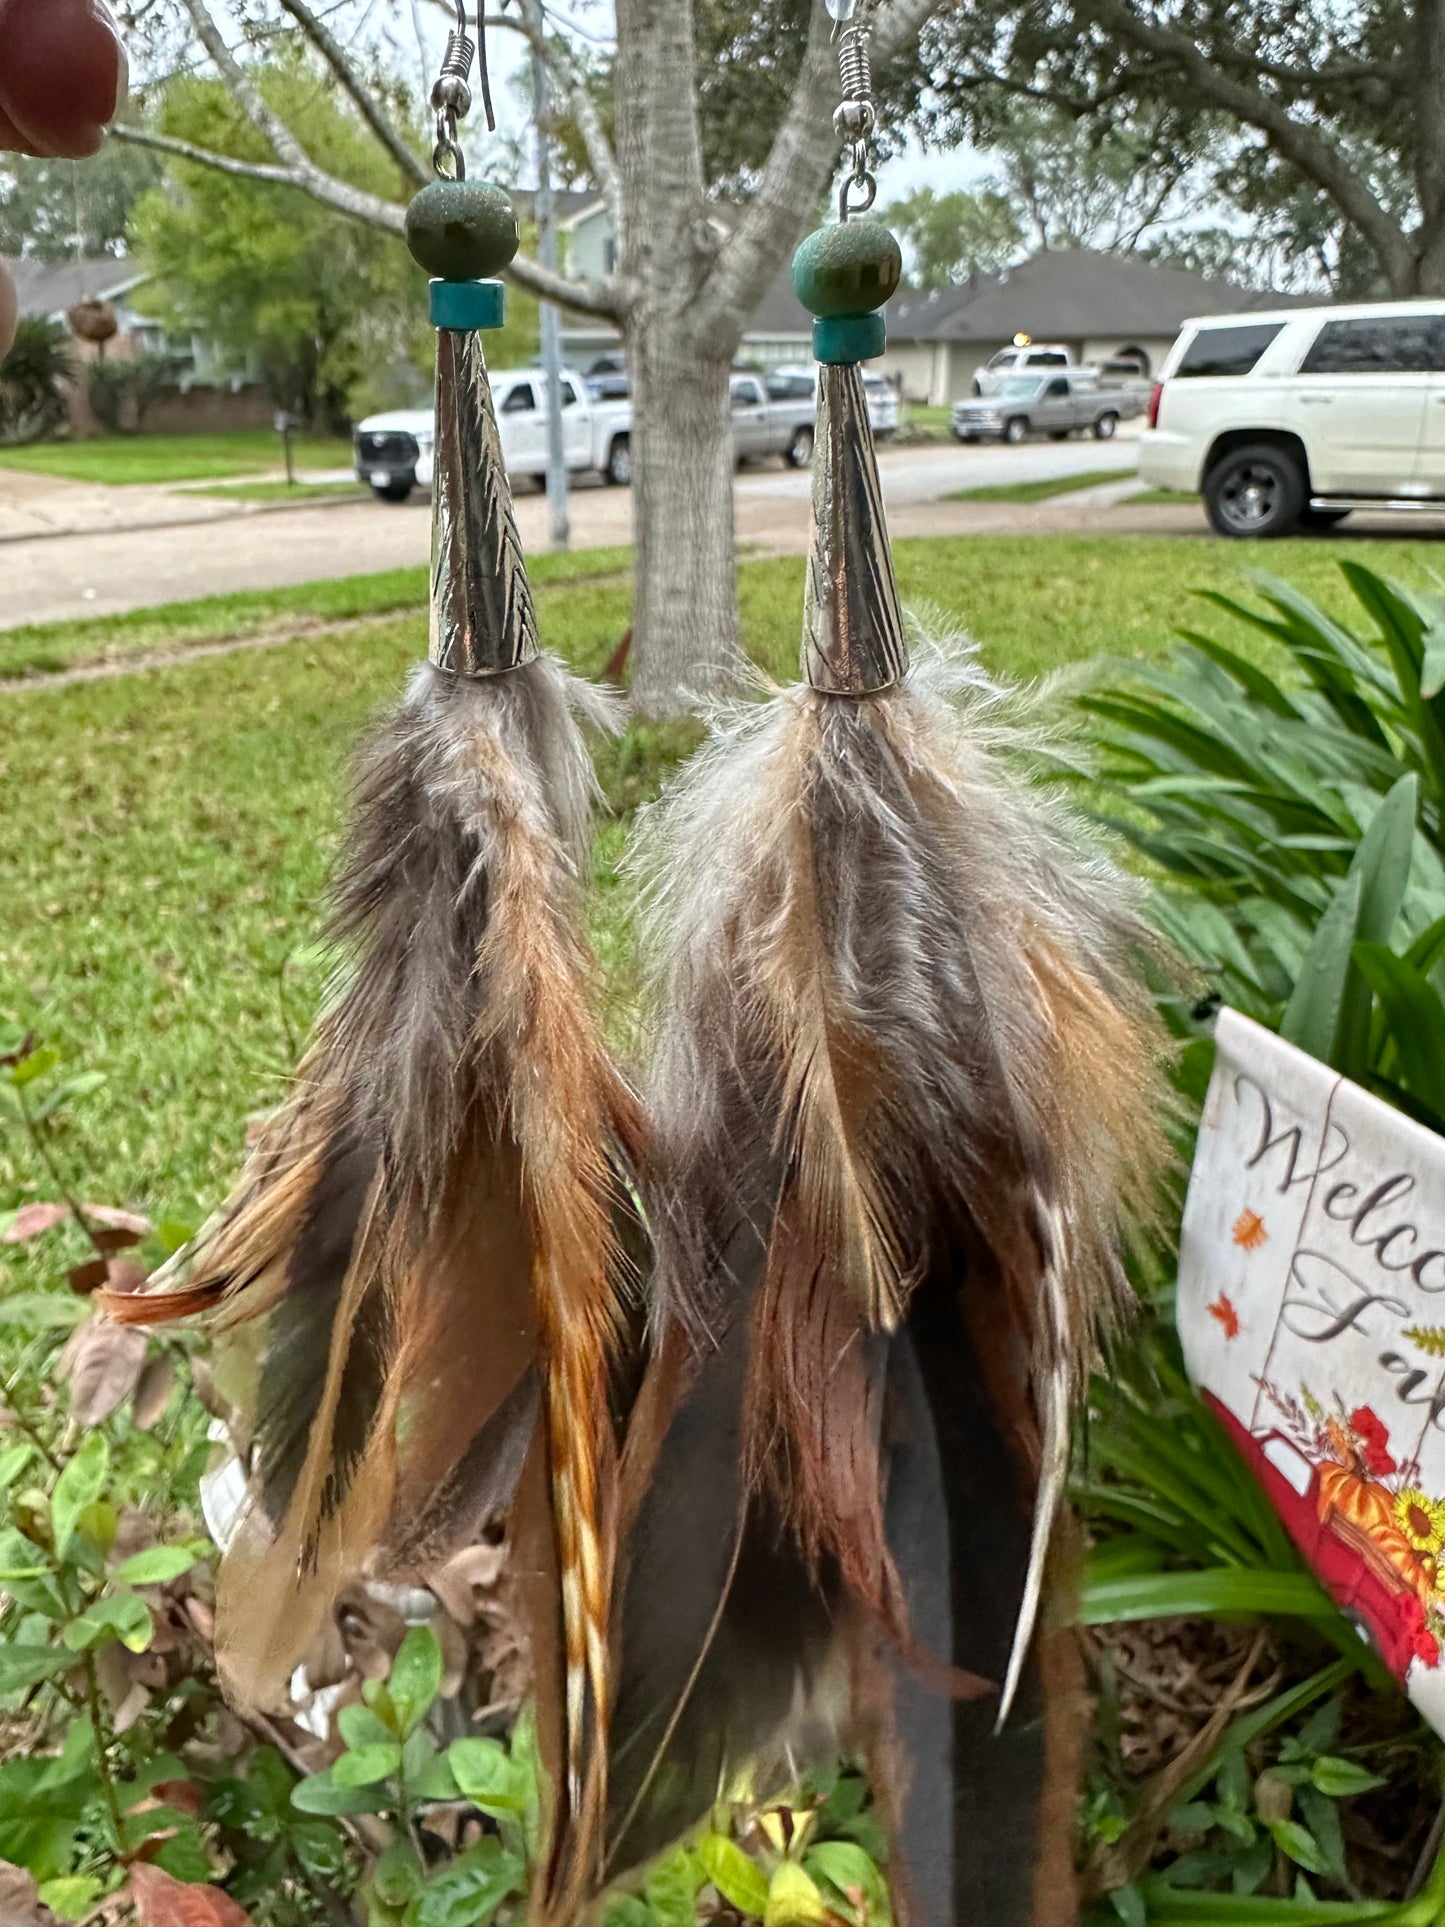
(2, 255, 147, 320)
(886, 248, 1308, 343)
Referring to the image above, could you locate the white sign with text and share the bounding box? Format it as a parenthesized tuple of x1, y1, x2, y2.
(1178, 1008, 1445, 1727)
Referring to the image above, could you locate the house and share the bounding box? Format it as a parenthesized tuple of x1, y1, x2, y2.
(533, 191, 814, 371)
(4, 254, 273, 433)
(883, 249, 1307, 406)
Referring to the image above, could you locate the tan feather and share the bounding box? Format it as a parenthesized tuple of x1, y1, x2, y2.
(105, 656, 638, 1831)
(613, 632, 1172, 1883)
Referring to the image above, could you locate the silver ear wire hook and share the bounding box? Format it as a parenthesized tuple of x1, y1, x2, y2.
(831, 0, 877, 219)
(432, 2, 494, 179)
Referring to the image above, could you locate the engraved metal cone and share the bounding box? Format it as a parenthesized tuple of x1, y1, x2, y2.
(802, 361, 908, 695)
(430, 328, 540, 677)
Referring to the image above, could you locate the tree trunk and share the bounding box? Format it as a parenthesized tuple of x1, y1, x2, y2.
(627, 320, 742, 716)
(1413, 0, 1445, 293)
(614, 0, 749, 714)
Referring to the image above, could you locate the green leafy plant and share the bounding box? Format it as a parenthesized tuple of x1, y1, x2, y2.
(292, 1625, 533, 1927)
(86, 352, 185, 436)
(0, 316, 74, 444)
(1083, 564, 1445, 1118)
(595, 1762, 891, 1927)
(1076, 565, 1445, 1921)
(1, 1024, 348, 1925)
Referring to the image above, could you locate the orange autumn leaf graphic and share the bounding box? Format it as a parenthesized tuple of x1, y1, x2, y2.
(1208, 1293, 1241, 1340)
(1233, 1208, 1268, 1250)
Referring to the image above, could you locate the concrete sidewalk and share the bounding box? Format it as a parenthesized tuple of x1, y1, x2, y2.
(0, 465, 359, 544)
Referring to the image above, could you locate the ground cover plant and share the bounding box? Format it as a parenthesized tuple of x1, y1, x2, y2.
(9, 535, 1445, 1922)
(946, 465, 1133, 503)
(0, 432, 353, 488)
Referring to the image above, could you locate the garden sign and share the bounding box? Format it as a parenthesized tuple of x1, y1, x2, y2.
(1178, 1008, 1445, 1729)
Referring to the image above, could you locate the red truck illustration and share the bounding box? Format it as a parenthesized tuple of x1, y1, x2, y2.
(1204, 1391, 1438, 1681)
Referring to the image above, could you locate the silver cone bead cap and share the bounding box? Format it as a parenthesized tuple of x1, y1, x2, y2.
(802, 361, 908, 694)
(429, 327, 540, 678)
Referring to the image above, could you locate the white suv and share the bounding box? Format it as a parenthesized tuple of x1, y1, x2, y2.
(1141, 301, 1445, 536)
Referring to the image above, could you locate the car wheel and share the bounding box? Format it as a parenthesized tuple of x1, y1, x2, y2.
(371, 480, 413, 504)
(1003, 416, 1028, 444)
(605, 436, 632, 487)
(1300, 506, 1351, 529)
(1093, 412, 1119, 440)
(786, 425, 815, 468)
(1204, 443, 1305, 538)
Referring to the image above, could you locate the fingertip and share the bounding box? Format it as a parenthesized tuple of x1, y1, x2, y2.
(0, 0, 127, 156)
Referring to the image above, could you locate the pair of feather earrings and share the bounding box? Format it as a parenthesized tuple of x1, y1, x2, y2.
(104, 186, 1169, 1927)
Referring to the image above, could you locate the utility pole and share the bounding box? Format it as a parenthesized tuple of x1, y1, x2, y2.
(530, 24, 570, 550)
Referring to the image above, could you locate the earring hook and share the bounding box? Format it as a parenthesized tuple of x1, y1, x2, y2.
(432, 1, 495, 178)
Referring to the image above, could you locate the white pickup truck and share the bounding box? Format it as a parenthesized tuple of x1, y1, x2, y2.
(355, 366, 631, 502)
(357, 364, 901, 502)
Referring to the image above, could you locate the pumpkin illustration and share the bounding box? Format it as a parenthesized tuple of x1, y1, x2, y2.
(1318, 1461, 1395, 1539)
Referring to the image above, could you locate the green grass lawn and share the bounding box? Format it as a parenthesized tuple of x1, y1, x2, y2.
(1128, 485, 1196, 507)
(895, 403, 952, 443)
(196, 478, 367, 504)
(947, 466, 1137, 505)
(3, 527, 1444, 1223)
(0, 431, 354, 487)
(0, 547, 632, 680)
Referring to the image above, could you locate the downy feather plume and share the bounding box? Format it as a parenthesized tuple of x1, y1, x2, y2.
(101, 656, 640, 1908)
(605, 632, 1170, 1918)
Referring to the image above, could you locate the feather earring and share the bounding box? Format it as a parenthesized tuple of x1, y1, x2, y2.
(601, 17, 1171, 1921)
(101, 39, 637, 1911)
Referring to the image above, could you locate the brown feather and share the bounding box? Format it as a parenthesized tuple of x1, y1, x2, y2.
(615, 634, 1172, 1886)
(104, 654, 638, 1864)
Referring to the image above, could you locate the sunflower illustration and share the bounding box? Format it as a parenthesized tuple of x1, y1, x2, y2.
(1395, 1489, 1445, 1553)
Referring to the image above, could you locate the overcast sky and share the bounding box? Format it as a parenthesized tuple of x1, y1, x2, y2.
(440, 0, 986, 206)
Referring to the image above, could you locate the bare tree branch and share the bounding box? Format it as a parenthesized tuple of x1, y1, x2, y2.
(275, 0, 429, 188)
(507, 250, 630, 315)
(515, 0, 620, 219)
(872, 0, 949, 68)
(111, 119, 408, 228)
(179, 0, 331, 179)
(111, 124, 627, 316)
(1077, 0, 1417, 289)
(698, 0, 942, 348)
(421, 0, 621, 213)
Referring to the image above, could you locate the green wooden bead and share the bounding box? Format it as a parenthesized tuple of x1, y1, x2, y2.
(792, 219, 902, 319)
(405, 180, 519, 282)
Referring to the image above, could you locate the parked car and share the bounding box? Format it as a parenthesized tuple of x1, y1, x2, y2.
(951, 371, 1137, 444)
(354, 366, 632, 501)
(971, 341, 1075, 396)
(765, 366, 900, 444)
(585, 371, 820, 476)
(1140, 299, 1445, 536)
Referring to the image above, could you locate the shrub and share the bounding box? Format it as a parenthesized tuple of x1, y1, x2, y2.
(0, 317, 74, 443)
(86, 353, 184, 436)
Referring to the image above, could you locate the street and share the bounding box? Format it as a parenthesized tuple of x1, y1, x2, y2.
(0, 435, 1145, 632)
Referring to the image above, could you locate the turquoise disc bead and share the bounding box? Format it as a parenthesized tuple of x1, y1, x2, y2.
(429, 279, 506, 332)
(813, 313, 886, 364)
